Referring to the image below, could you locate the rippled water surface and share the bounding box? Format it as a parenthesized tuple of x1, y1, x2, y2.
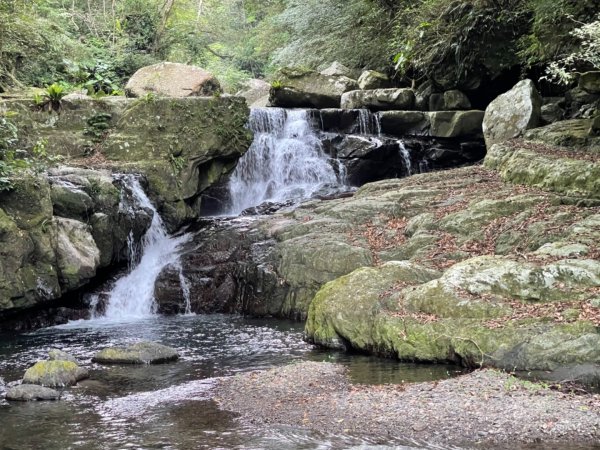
(0, 315, 494, 449)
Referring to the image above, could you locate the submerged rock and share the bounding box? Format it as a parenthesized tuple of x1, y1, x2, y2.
(92, 342, 179, 364)
(5, 384, 60, 402)
(23, 360, 89, 387)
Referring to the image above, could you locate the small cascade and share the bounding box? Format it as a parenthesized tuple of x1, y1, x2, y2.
(356, 109, 382, 136)
(228, 108, 344, 214)
(397, 140, 412, 176)
(101, 176, 191, 321)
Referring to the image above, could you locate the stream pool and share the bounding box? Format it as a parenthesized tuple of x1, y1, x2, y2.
(0, 314, 468, 449)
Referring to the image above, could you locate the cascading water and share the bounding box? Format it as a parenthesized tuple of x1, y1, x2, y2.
(99, 176, 191, 321)
(227, 108, 345, 215)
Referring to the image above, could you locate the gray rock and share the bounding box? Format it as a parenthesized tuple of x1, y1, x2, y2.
(236, 79, 270, 106)
(357, 70, 392, 90)
(414, 82, 434, 111)
(483, 79, 542, 148)
(92, 341, 179, 364)
(378, 111, 430, 136)
(48, 349, 78, 364)
(429, 93, 445, 111)
(320, 62, 359, 79)
(541, 102, 565, 124)
(6, 384, 60, 401)
(269, 67, 358, 109)
(23, 360, 89, 387)
(579, 71, 600, 94)
(429, 111, 484, 138)
(125, 62, 221, 98)
(444, 90, 471, 110)
(341, 89, 415, 111)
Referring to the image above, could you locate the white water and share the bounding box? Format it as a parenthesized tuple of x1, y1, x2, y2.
(228, 108, 344, 214)
(98, 176, 191, 321)
(398, 140, 412, 176)
(357, 109, 382, 136)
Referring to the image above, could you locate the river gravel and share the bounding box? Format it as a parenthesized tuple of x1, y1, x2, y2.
(214, 361, 600, 447)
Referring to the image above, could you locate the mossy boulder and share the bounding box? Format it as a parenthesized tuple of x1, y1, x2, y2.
(23, 360, 89, 387)
(305, 261, 600, 371)
(92, 342, 179, 364)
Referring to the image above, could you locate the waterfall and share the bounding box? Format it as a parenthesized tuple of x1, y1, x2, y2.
(357, 109, 382, 136)
(227, 108, 344, 215)
(398, 140, 412, 176)
(101, 176, 191, 321)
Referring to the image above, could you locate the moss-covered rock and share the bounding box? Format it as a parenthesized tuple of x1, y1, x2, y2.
(305, 262, 600, 371)
(92, 341, 179, 364)
(485, 142, 600, 199)
(22, 360, 89, 387)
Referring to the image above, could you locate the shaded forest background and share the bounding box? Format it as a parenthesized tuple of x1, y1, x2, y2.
(0, 0, 598, 94)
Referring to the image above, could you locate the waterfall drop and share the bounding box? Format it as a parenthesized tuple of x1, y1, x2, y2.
(227, 108, 345, 215)
(100, 176, 191, 321)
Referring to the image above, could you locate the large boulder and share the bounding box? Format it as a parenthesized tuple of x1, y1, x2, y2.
(92, 341, 179, 364)
(23, 360, 89, 387)
(357, 70, 392, 90)
(341, 89, 415, 111)
(5, 384, 60, 401)
(125, 62, 221, 98)
(269, 67, 358, 109)
(483, 79, 542, 149)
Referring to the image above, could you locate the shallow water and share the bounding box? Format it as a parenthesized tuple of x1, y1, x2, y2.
(0, 314, 471, 449)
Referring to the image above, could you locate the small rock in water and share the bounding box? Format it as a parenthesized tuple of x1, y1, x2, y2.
(92, 341, 179, 365)
(5, 384, 61, 402)
(23, 360, 89, 387)
(48, 349, 79, 364)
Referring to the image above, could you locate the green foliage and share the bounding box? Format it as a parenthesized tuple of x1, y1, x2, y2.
(544, 14, 600, 85)
(0, 110, 62, 191)
(270, 0, 392, 71)
(84, 113, 113, 143)
(271, 80, 283, 90)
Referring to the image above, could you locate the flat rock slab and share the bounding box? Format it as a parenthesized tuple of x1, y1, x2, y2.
(92, 342, 179, 365)
(23, 360, 89, 387)
(5, 384, 60, 402)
